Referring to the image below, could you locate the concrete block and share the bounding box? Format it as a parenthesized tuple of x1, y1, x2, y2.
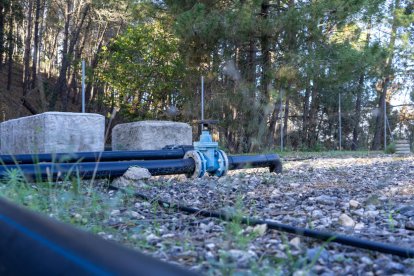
(0, 112, 105, 154)
(112, 120, 192, 151)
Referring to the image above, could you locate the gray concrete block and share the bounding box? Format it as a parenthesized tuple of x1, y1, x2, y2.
(112, 120, 192, 151)
(0, 112, 105, 154)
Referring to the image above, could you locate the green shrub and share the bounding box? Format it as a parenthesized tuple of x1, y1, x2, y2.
(385, 142, 396, 154)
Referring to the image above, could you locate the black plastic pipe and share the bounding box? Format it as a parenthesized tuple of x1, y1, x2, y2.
(0, 159, 196, 181)
(228, 154, 282, 173)
(0, 196, 195, 275)
(0, 154, 281, 181)
(119, 188, 414, 258)
(0, 148, 191, 165)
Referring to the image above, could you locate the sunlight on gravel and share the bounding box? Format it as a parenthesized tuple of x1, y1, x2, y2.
(104, 153, 414, 275)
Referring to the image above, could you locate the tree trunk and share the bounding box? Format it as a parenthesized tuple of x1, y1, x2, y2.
(23, 0, 34, 96)
(51, 1, 71, 110)
(283, 94, 290, 148)
(308, 82, 319, 148)
(53, 2, 90, 111)
(371, 0, 399, 150)
(258, 0, 271, 144)
(352, 74, 364, 150)
(267, 89, 282, 145)
(31, 0, 41, 88)
(85, 22, 108, 110)
(37, 0, 48, 74)
(6, 2, 13, 91)
(302, 82, 311, 146)
(352, 20, 371, 150)
(0, 1, 5, 70)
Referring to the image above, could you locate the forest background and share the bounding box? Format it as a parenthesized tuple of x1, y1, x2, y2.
(0, 0, 413, 153)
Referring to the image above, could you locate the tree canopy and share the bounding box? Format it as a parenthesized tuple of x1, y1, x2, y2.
(1, 0, 413, 152)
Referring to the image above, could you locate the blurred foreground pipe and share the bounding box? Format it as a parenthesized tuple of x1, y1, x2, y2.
(0, 154, 281, 181)
(0, 197, 194, 275)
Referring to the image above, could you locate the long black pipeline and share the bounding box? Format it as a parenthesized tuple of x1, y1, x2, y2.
(0, 148, 191, 165)
(0, 196, 195, 275)
(0, 154, 282, 180)
(0, 159, 196, 181)
(113, 187, 414, 258)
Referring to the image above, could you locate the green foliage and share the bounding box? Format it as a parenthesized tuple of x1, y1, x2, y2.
(385, 142, 396, 154)
(99, 21, 186, 120)
(93, 0, 414, 152)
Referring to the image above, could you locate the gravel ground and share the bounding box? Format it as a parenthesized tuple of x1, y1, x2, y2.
(98, 153, 414, 275)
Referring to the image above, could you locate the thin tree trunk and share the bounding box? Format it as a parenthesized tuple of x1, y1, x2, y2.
(23, 0, 34, 96)
(258, 0, 271, 145)
(302, 82, 311, 146)
(352, 74, 365, 150)
(371, 0, 399, 150)
(0, 1, 5, 70)
(85, 22, 107, 109)
(53, 2, 90, 111)
(37, 0, 48, 74)
(308, 82, 319, 148)
(352, 20, 371, 150)
(51, 1, 71, 110)
(6, 3, 13, 91)
(283, 95, 290, 148)
(268, 89, 282, 144)
(31, 0, 41, 88)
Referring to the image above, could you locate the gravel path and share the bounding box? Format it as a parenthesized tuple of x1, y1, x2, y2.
(104, 154, 414, 275)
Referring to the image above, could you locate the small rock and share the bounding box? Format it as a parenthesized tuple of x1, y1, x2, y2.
(289, 237, 301, 249)
(332, 253, 345, 262)
(293, 270, 307, 276)
(290, 183, 300, 188)
(271, 189, 281, 197)
(306, 247, 329, 263)
(361, 256, 373, 265)
(204, 251, 215, 260)
(252, 224, 267, 236)
(73, 213, 82, 220)
(227, 249, 257, 268)
(312, 210, 324, 218)
(355, 222, 365, 230)
(130, 211, 140, 218)
(385, 261, 406, 273)
(161, 233, 175, 239)
(316, 195, 338, 205)
(398, 206, 414, 217)
(365, 195, 380, 206)
(365, 210, 379, 217)
(123, 167, 152, 180)
(205, 243, 215, 250)
(351, 209, 365, 217)
(146, 234, 160, 244)
(338, 214, 355, 227)
(349, 199, 360, 208)
(405, 220, 414, 230)
(110, 209, 120, 216)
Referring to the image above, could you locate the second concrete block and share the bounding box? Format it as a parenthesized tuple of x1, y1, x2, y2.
(112, 121, 192, 151)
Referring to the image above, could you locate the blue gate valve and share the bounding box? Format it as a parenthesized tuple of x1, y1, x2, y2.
(184, 120, 228, 178)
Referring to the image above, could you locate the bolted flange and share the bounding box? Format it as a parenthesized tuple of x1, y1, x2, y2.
(184, 150, 206, 178)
